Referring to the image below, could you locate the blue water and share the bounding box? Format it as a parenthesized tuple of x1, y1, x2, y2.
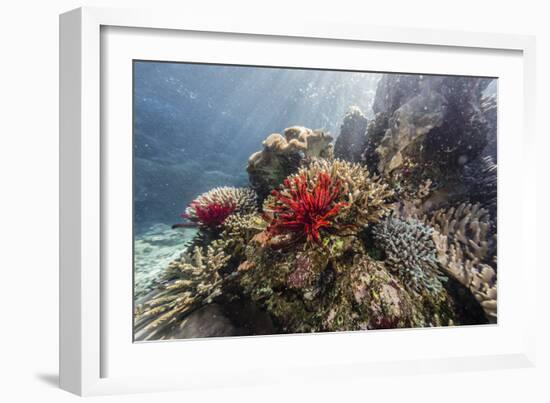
(133, 61, 382, 233)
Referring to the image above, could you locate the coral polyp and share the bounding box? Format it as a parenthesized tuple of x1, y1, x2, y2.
(266, 172, 347, 243)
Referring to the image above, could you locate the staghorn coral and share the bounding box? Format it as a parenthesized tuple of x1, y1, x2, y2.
(134, 244, 231, 341)
(373, 216, 447, 293)
(427, 203, 497, 321)
(180, 186, 257, 229)
(247, 126, 333, 199)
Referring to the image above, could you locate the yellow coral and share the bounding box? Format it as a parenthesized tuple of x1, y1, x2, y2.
(134, 244, 230, 340)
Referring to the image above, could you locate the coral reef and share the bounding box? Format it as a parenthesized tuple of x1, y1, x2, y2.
(135, 74, 498, 340)
(247, 126, 333, 200)
(179, 186, 257, 229)
(261, 158, 394, 247)
(237, 233, 455, 332)
(334, 107, 369, 162)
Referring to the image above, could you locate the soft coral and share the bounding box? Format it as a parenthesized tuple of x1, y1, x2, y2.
(182, 201, 236, 228)
(267, 172, 347, 243)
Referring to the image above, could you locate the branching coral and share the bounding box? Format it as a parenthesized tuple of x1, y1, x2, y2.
(426, 203, 497, 321)
(373, 216, 447, 293)
(134, 244, 231, 341)
(180, 186, 257, 228)
(215, 213, 266, 261)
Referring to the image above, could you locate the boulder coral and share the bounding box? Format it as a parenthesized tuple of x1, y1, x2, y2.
(247, 126, 333, 199)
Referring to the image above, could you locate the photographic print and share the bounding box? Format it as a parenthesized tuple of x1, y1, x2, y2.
(133, 61, 497, 341)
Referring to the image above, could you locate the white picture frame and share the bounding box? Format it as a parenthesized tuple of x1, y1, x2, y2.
(60, 6, 537, 396)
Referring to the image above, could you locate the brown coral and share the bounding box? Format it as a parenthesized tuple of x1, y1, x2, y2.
(247, 126, 334, 199)
(427, 203, 497, 321)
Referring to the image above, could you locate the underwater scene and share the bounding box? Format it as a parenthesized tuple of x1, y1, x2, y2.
(133, 61, 497, 341)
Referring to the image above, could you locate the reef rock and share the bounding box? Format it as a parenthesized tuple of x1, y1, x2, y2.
(247, 126, 333, 200)
(365, 74, 492, 176)
(170, 304, 244, 339)
(334, 107, 369, 162)
(481, 94, 497, 159)
(362, 113, 389, 173)
(460, 155, 497, 224)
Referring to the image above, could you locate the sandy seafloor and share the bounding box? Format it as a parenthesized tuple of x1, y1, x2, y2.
(134, 224, 197, 299)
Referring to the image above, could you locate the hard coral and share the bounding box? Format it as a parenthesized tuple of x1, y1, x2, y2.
(134, 244, 231, 341)
(306, 159, 395, 228)
(427, 203, 497, 321)
(186, 201, 236, 228)
(180, 186, 257, 229)
(266, 172, 347, 243)
(247, 126, 334, 200)
(373, 216, 446, 293)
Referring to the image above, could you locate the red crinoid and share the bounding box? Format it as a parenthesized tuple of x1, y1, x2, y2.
(267, 172, 347, 243)
(181, 201, 236, 228)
